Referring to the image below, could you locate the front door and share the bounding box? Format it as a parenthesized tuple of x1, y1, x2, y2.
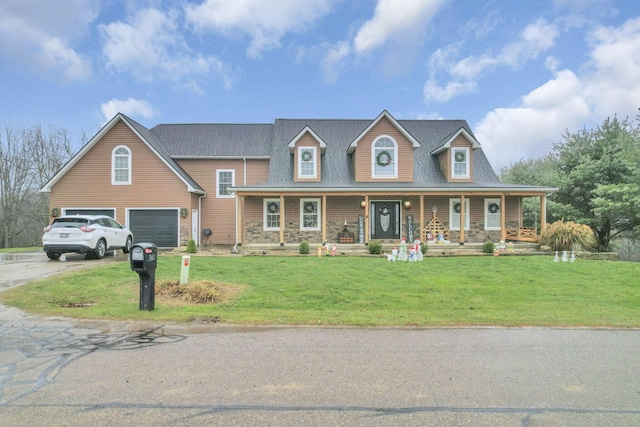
(372, 201, 400, 240)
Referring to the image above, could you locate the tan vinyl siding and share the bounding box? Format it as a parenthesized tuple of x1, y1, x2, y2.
(293, 134, 321, 182)
(50, 121, 190, 227)
(177, 158, 269, 244)
(354, 117, 414, 182)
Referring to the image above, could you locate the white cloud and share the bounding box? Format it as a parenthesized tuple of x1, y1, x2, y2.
(423, 80, 477, 103)
(320, 41, 351, 83)
(583, 17, 640, 119)
(476, 16, 640, 169)
(185, 0, 336, 58)
(100, 98, 159, 124)
(353, 0, 447, 54)
(475, 70, 590, 170)
(0, 0, 96, 81)
(100, 7, 234, 92)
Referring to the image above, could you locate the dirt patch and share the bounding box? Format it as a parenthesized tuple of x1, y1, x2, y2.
(155, 279, 242, 304)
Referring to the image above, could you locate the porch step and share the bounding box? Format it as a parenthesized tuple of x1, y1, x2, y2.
(224, 242, 542, 257)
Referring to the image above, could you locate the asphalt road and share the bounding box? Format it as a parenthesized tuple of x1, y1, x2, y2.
(1, 252, 639, 426)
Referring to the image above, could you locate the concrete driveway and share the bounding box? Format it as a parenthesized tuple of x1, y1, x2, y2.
(1, 251, 640, 426)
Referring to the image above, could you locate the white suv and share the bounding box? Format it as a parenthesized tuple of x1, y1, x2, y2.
(42, 215, 133, 260)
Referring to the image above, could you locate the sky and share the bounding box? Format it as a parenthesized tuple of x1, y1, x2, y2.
(1, 0, 640, 171)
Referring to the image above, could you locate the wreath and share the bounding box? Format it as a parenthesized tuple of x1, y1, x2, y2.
(301, 150, 313, 162)
(50, 207, 60, 217)
(376, 150, 392, 167)
(488, 202, 500, 214)
(453, 202, 461, 213)
(303, 202, 315, 213)
(267, 202, 279, 214)
(180, 208, 189, 218)
(454, 151, 466, 162)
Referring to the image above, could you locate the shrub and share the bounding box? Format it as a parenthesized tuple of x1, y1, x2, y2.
(368, 241, 382, 255)
(299, 241, 310, 254)
(421, 244, 428, 255)
(482, 241, 495, 253)
(186, 239, 198, 253)
(540, 220, 597, 252)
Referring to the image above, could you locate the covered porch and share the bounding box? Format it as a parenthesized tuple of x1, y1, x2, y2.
(232, 190, 550, 246)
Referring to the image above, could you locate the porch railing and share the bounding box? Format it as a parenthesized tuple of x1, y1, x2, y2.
(505, 227, 538, 242)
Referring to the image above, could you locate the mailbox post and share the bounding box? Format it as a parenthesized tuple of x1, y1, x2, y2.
(130, 242, 157, 311)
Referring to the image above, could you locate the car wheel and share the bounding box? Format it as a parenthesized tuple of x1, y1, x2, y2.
(46, 252, 61, 260)
(123, 236, 132, 253)
(94, 239, 107, 259)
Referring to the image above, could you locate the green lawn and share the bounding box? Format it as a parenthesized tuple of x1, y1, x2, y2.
(2, 255, 639, 327)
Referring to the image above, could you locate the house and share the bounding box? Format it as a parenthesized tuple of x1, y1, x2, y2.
(41, 110, 555, 248)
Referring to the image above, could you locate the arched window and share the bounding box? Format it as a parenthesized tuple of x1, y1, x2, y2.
(371, 136, 397, 178)
(112, 146, 131, 185)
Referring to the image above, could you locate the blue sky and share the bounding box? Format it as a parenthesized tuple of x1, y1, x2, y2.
(1, 0, 640, 170)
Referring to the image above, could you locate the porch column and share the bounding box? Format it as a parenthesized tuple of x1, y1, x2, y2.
(322, 195, 327, 243)
(459, 195, 465, 244)
(364, 195, 369, 243)
(236, 195, 243, 245)
(420, 194, 425, 241)
(279, 195, 285, 245)
(500, 194, 506, 240)
(540, 194, 547, 234)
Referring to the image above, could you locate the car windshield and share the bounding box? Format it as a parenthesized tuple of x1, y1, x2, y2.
(51, 218, 89, 229)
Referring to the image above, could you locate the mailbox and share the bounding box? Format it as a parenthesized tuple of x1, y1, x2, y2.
(130, 242, 157, 272)
(130, 242, 157, 311)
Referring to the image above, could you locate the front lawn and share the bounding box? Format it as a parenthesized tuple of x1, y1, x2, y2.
(2, 255, 639, 327)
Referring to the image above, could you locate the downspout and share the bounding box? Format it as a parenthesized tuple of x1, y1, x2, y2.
(198, 193, 206, 247)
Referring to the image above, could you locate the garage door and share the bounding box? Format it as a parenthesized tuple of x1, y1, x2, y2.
(129, 209, 179, 247)
(64, 208, 115, 217)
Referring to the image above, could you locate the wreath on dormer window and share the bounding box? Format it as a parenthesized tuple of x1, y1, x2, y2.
(301, 150, 313, 162)
(376, 150, 392, 167)
(454, 151, 466, 162)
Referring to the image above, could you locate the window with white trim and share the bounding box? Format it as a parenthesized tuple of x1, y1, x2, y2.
(298, 146, 317, 178)
(452, 147, 470, 179)
(449, 198, 470, 230)
(485, 198, 501, 230)
(372, 136, 397, 178)
(300, 198, 321, 230)
(216, 170, 235, 198)
(264, 199, 280, 230)
(112, 145, 131, 185)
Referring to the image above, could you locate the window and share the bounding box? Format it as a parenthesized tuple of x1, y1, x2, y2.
(300, 198, 321, 230)
(372, 136, 397, 178)
(298, 146, 317, 178)
(452, 147, 470, 179)
(264, 199, 280, 230)
(449, 198, 470, 230)
(112, 146, 131, 185)
(217, 170, 235, 198)
(485, 198, 501, 230)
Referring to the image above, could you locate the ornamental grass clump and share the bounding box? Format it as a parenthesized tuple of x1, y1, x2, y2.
(368, 241, 382, 255)
(540, 220, 597, 252)
(186, 239, 198, 253)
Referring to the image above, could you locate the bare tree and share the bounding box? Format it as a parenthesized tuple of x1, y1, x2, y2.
(0, 124, 73, 248)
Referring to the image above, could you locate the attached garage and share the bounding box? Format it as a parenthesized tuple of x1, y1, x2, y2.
(129, 209, 179, 247)
(64, 208, 115, 218)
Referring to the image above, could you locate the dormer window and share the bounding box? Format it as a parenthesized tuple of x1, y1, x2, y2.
(452, 147, 469, 179)
(372, 136, 397, 178)
(298, 146, 317, 179)
(112, 145, 131, 185)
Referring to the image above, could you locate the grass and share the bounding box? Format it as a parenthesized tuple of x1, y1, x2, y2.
(1, 254, 639, 327)
(0, 246, 40, 253)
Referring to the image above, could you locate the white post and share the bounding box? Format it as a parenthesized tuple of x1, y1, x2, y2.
(180, 255, 191, 284)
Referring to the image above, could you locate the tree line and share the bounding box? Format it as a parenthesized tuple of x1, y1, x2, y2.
(500, 113, 640, 256)
(0, 125, 74, 248)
